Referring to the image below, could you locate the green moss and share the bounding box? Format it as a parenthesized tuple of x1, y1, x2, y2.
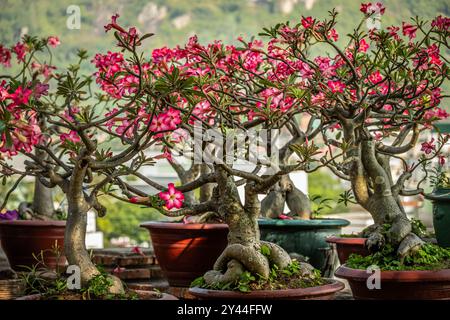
(191, 260, 324, 293)
(347, 243, 450, 271)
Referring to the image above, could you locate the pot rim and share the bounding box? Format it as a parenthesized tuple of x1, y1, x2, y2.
(258, 218, 350, 228)
(424, 188, 450, 202)
(188, 279, 344, 299)
(0, 220, 66, 227)
(326, 236, 366, 245)
(140, 221, 228, 230)
(335, 265, 450, 282)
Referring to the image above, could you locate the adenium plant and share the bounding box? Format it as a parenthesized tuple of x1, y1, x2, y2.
(257, 3, 450, 257)
(0, 3, 449, 293)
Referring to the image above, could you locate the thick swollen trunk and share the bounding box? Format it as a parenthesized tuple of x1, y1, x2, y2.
(203, 170, 293, 286)
(19, 148, 55, 219)
(362, 194, 423, 258)
(354, 140, 423, 257)
(33, 178, 55, 218)
(260, 175, 311, 219)
(65, 159, 123, 294)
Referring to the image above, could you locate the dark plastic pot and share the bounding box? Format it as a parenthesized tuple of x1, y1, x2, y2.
(140, 221, 228, 287)
(326, 236, 369, 264)
(189, 279, 345, 300)
(258, 218, 350, 270)
(335, 265, 450, 300)
(425, 187, 450, 248)
(0, 220, 66, 271)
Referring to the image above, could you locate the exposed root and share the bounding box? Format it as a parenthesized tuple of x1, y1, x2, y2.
(363, 220, 424, 259)
(365, 228, 385, 252)
(386, 215, 412, 245)
(212, 244, 270, 279)
(204, 259, 245, 285)
(203, 241, 295, 287)
(260, 241, 291, 269)
(108, 274, 125, 294)
(397, 233, 424, 260)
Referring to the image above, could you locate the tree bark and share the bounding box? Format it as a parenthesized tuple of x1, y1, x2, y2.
(203, 168, 294, 286)
(353, 139, 423, 257)
(65, 154, 123, 294)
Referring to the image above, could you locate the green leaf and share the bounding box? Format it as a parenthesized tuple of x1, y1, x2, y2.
(0, 120, 5, 133)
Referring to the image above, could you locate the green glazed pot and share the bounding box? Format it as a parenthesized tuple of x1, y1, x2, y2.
(425, 187, 450, 248)
(258, 218, 350, 271)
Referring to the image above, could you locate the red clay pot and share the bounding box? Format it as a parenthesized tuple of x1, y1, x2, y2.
(140, 221, 228, 287)
(335, 265, 450, 300)
(189, 279, 345, 300)
(326, 236, 369, 264)
(0, 220, 66, 271)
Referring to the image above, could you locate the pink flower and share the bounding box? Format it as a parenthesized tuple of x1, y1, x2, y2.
(131, 246, 145, 256)
(164, 108, 182, 130)
(368, 70, 383, 84)
(402, 22, 418, 40)
(104, 14, 125, 33)
(60, 130, 81, 143)
(427, 44, 442, 66)
(327, 80, 346, 93)
(149, 115, 170, 133)
(113, 267, 125, 274)
(358, 39, 370, 52)
(0, 112, 42, 157)
(47, 36, 60, 48)
(360, 2, 385, 15)
(0, 45, 11, 67)
(387, 26, 400, 40)
(9, 86, 32, 106)
(301, 17, 314, 29)
(159, 183, 184, 210)
(33, 83, 49, 99)
(421, 138, 436, 154)
(13, 42, 26, 62)
(432, 15, 450, 31)
(438, 155, 446, 166)
(328, 29, 339, 42)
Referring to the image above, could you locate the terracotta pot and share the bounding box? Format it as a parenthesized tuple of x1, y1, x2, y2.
(140, 221, 228, 287)
(0, 220, 66, 271)
(326, 236, 369, 264)
(335, 265, 450, 300)
(189, 279, 345, 300)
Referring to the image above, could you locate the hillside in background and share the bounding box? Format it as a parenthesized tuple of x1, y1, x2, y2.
(1, 0, 449, 72)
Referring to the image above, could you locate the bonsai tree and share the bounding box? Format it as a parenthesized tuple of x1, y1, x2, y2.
(101, 23, 345, 286)
(256, 3, 450, 258)
(0, 15, 330, 293)
(0, 36, 62, 221)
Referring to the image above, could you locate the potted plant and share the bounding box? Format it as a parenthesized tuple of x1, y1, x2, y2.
(0, 36, 66, 271)
(257, 116, 350, 273)
(264, 2, 450, 299)
(106, 23, 348, 298)
(140, 163, 228, 288)
(0, 16, 200, 297)
(424, 162, 450, 247)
